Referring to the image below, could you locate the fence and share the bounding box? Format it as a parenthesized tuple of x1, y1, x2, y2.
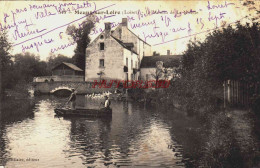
(223, 80, 259, 108)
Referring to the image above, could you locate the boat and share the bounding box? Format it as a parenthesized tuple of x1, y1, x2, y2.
(54, 108, 112, 118)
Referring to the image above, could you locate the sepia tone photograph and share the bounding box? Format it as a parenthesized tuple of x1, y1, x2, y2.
(0, 0, 259, 167)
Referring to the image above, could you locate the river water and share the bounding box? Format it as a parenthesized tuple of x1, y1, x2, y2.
(0, 95, 204, 168)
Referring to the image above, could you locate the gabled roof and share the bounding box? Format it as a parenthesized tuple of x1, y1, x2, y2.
(111, 36, 138, 55)
(140, 55, 182, 68)
(52, 62, 83, 71)
(126, 28, 151, 46)
(88, 21, 150, 49)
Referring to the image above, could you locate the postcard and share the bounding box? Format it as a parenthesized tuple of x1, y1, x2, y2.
(0, 1, 259, 168)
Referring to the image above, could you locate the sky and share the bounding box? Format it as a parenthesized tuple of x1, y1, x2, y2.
(0, 0, 257, 60)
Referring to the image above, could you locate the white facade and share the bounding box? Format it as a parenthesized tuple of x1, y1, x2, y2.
(85, 18, 150, 82)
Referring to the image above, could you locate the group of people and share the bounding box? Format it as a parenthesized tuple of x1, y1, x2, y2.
(67, 89, 111, 110)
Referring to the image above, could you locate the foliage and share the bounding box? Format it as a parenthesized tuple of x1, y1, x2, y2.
(0, 31, 12, 68)
(13, 53, 49, 83)
(66, 17, 94, 71)
(201, 112, 243, 168)
(170, 22, 260, 113)
(2, 52, 49, 89)
(242, 0, 260, 22)
(47, 53, 73, 72)
(2, 50, 73, 91)
(0, 31, 12, 96)
(151, 61, 175, 81)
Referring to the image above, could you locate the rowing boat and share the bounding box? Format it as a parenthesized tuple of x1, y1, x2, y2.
(54, 108, 112, 117)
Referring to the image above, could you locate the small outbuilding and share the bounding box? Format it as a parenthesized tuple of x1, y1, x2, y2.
(33, 62, 84, 82)
(52, 62, 84, 76)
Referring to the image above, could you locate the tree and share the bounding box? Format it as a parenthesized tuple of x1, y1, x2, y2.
(151, 61, 174, 81)
(0, 31, 12, 98)
(66, 17, 94, 71)
(13, 52, 49, 83)
(47, 53, 73, 73)
(175, 22, 260, 112)
(241, 0, 260, 22)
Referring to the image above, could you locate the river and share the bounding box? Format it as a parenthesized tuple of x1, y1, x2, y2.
(0, 95, 206, 168)
(2, 95, 258, 168)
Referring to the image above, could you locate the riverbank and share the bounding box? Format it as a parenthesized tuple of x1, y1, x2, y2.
(0, 97, 34, 121)
(0, 86, 35, 122)
(199, 109, 260, 167)
(127, 89, 260, 167)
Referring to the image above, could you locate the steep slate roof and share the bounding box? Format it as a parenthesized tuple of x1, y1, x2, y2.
(140, 55, 182, 68)
(111, 36, 138, 55)
(52, 62, 83, 71)
(126, 28, 151, 46)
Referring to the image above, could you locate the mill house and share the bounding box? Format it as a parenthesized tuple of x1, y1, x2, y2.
(85, 18, 152, 82)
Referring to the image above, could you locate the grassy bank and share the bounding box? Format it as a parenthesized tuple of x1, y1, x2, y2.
(0, 83, 35, 121)
(200, 110, 260, 167)
(0, 98, 34, 121)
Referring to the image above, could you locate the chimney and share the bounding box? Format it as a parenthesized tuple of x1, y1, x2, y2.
(122, 18, 127, 27)
(105, 22, 111, 31)
(167, 50, 170, 55)
(104, 22, 111, 37)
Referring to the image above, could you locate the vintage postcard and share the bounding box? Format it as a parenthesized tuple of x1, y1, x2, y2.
(0, 0, 259, 168)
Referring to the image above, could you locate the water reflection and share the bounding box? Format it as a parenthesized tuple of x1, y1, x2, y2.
(0, 95, 187, 168)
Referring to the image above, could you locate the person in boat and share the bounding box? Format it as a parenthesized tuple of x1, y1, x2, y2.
(67, 89, 76, 110)
(103, 95, 111, 110)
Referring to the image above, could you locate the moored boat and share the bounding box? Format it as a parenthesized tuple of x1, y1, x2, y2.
(54, 108, 112, 117)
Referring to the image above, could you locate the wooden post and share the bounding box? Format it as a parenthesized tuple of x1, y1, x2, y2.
(242, 82, 245, 106)
(227, 80, 231, 104)
(239, 81, 241, 105)
(232, 80, 234, 105)
(246, 83, 249, 107)
(236, 81, 239, 105)
(235, 81, 238, 105)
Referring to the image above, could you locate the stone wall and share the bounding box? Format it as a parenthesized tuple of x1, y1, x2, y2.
(33, 75, 84, 82)
(85, 31, 125, 81)
(33, 81, 119, 94)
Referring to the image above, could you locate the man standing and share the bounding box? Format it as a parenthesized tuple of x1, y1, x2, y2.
(68, 89, 76, 110)
(104, 95, 111, 109)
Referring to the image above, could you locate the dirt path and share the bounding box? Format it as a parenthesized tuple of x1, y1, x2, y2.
(228, 109, 260, 167)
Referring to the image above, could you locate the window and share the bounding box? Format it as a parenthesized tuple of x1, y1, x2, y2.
(100, 35, 104, 39)
(131, 60, 133, 69)
(126, 58, 128, 66)
(100, 43, 104, 50)
(99, 59, 104, 67)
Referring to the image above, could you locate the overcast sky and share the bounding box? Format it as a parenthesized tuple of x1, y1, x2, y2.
(0, 1, 256, 60)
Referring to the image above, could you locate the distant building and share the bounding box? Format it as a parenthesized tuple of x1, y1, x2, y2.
(85, 18, 152, 82)
(52, 62, 84, 76)
(33, 62, 84, 82)
(140, 52, 182, 81)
